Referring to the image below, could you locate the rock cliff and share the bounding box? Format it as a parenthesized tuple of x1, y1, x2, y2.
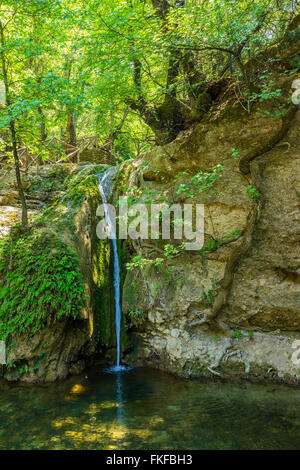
(121, 78, 300, 384)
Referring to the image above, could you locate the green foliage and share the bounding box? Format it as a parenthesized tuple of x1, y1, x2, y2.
(233, 329, 243, 340)
(190, 165, 225, 193)
(249, 81, 282, 103)
(1, 0, 297, 161)
(201, 283, 217, 307)
(0, 230, 86, 343)
(126, 242, 182, 273)
(126, 255, 155, 271)
(26, 166, 69, 195)
(176, 165, 226, 200)
(17, 364, 30, 377)
(230, 148, 240, 160)
(248, 330, 254, 340)
(199, 230, 242, 256)
(255, 106, 286, 120)
(128, 310, 144, 325)
(164, 244, 180, 260)
(177, 183, 195, 199)
(245, 185, 260, 200)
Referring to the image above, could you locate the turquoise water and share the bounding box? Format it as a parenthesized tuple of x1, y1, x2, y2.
(0, 367, 299, 450)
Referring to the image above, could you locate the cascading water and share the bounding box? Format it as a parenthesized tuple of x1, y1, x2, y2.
(97, 168, 126, 371)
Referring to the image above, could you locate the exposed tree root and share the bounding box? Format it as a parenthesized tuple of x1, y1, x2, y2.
(224, 349, 251, 373)
(208, 337, 251, 376)
(208, 338, 232, 376)
(196, 205, 258, 327)
(239, 105, 297, 174)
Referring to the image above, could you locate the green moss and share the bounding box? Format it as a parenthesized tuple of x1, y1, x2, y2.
(36, 168, 105, 235)
(123, 279, 138, 312)
(26, 165, 71, 197)
(118, 239, 130, 352)
(61, 175, 99, 208)
(92, 236, 115, 348)
(113, 162, 134, 194)
(65, 164, 107, 188)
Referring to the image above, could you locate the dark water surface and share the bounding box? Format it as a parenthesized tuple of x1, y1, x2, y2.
(0, 367, 299, 450)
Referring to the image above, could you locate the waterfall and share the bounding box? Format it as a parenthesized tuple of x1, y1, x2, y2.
(97, 168, 124, 371)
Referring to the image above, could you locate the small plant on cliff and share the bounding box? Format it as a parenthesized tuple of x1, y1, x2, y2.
(126, 255, 155, 271)
(250, 81, 282, 103)
(126, 243, 181, 272)
(175, 165, 226, 200)
(191, 165, 225, 194)
(201, 283, 217, 307)
(243, 78, 284, 116)
(245, 185, 260, 201)
(233, 329, 243, 340)
(199, 230, 242, 256)
(128, 310, 144, 325)
(231, 148, 240, 160)
(164, 244, 180, 260)
(177, 183, 195, 199)
(248, 330, 254, 340)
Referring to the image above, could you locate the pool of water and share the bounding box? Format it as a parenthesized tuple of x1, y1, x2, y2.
(0, 367, 299, 450)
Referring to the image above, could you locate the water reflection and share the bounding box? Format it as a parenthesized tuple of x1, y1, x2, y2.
(116, 371, 125, 446)
(0, 367, 299, 450)
(109, 370, 127, 449)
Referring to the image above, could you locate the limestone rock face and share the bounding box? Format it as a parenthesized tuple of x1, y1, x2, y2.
(221, 112, 300, 332)
(4, 319, 91, 383)
(122, 105, 300, 385)
(141, 112, 281, 180)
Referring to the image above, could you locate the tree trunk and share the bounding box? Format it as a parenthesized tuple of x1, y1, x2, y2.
(0, 20, 28, 230)
(37, 105, 47, 165)
(10, 121, 28, 229)
(66, 112, 76, 147)
(126, 0, 189, 144)
(38, 105, 47, 142)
